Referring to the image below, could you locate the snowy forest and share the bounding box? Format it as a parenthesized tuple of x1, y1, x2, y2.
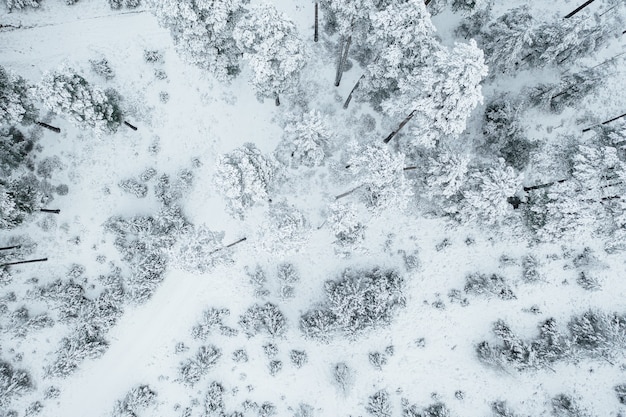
(1, 0, 626, 416)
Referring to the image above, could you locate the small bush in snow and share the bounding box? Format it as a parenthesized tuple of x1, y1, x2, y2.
(259, 402, 277, 417)
(366, 390, 392, 417)
(332, 362, 352, 394)
(192, 308, 230, 340)
(464, 272, 516, 300)
(0, 66, 37, 126)
(89, 58, 115, 81)
(292, 404, 314, 417)
(5, 0, 42, 11)
(576, 272, 601, 291)
(143, 50, 164, 64)
(204, 381, 225, 417)
(261, 202, 310, 254)
(327, 202, 366, 251)
(118, 178, 148, 198)
(551, 394, 591, 417)
(615, 384, 626, 405)
(0, 360, 33, 408)
(289, 350, 307, 368)
(268, 360, 282, 376)
(112, 385, 157, 417)
(239, 303, 287, 338)
(263, 343, 278, 359)
(178, 345, 222, 386)
(368, 351, 387, 370)
(490, 401, 520, 417)
(232, 349, 248, 363)
(47, 328, 109, 378)
(0, 128, 34, 177)
(1, 174, 44, 230)
(521, 254, 542, 282)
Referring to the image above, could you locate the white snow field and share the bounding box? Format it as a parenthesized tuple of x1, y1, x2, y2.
(1, 1, 626, 417)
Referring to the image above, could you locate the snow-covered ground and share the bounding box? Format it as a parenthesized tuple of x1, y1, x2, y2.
(2, 1, 626, 417)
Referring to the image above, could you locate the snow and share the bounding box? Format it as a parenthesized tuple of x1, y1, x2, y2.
(2, 1, 626, 417)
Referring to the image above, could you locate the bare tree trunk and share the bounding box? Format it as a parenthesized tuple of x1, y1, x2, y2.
(564, 0, 597, 18)
(343, 74, 364, 109)
(36, 121, 60, 133)
(275, 94, 280, 106)
(403, 166, 418, 171)
(39, 209, 60, 214)
(582, 112, 626, 132)
(124, 120, 138, 130)
(523, 179, 567, 192)
(425, 0, 432, 5)
(0, 245, 21, 251)
(334, 35, 352, 87)
(1, 258, 48, 267)
(335, 185, 362, 200)
(383, 110, 417, 144)
(225, 237, 247, 248)
(314, 2, 319, 42)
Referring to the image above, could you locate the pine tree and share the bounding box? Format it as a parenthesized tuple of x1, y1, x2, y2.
(214, 143, 280, 218)
(382, 40, 488, 146)
(274, 110, 331, 168)
(149, 0, 248, 82)
(343, 142, 413, 212)
(354, 0, 437, 110)
(234, 4, 307, 104)
(170, 226, 233, 274)
(424, 150, 470, 201)
(0, 175, 42, 230)
(260, 201, 310, 254)
(0, 66, 37, 127)
(37, 66, 122, 133)
(5, 0, 41, 11)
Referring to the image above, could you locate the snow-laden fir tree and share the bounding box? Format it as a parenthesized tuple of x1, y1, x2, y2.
(150, 0, 248, 82)
(460, 158, 522, 225)
(0, 66, 37, 127)
(0, 175, 43, 230)
(354, 0, 437, 110)
(170, 226, 234, 274)
(37, 66, 122, 134)
(479, 6, 535, 75)
(5, 0, 41, 11)
(234, 3, 307, 105)
(342, 142, 413, 212)
(327, 201, 366, 249)
(382, 40, 488, 147)
(424, 150, 470, 215)
(259, 201, 310, 255)
(527, 67, 603, 114)
(214, 143, 280, 218)
(112, 385, 157, 417)
(274, 110, 331, 168)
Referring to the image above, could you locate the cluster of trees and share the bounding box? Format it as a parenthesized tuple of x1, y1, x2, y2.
(478, 309, 626, 372)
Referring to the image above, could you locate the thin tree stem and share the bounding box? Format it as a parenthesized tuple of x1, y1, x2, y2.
(343, 74, 364, 109)
(124, 121, 138, 130)
(36, 121, 60, 133)
(0, 245, 21, 251)
(564, 0, 597, 19)
(1, 258, 48, 267)
(582, 112, 626, 132)
(384, 110, 417, 144)
(39, 209, 60, 214)
(314, 2, 319, 42)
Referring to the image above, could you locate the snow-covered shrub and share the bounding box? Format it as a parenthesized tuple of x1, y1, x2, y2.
(527, 68, 602, 114)
(0, 360, 33, 408)
(576, 272, 601, 291)
(424, 150, 470, 205)
(89, 58, 115, 81)
(118, 178, 148, 198)
(366, 390, 392, 417)
(239, 303, 287, 338)
(327, 202, 366, 250)
(289, 350, 307, 368)
(192, 308, 230, 340)
(268, 360, 282, 376)
(344, 142, 413, 212)
(260, 202, 310, 254)
(246, 264, 269, 298)
(154, 169, 194, 206)
(551, 394, 592, 417)
(455, 6, 491, 39)
(0, 175, 43, 229)
(232, 349, 248, 363)
(143, 50, 164, 64)
(263, 343, 278, 359)
(112, 385, 157, 417)
(214, 143, 280, 218)
(47, 328, 109, 378)
(615, 384, 626, 405)
(521, 254, 542, 282)
(301, 267, 405, 340)
(368, 351, 387, 370)
(5, 0, 41, 11)
(464, 272, 516, 300)
(332, 362, 352, 394)
(7, 306, 54, 338)
(170, 226, 234, 274)
(0, 127, 34, 176)
(259, 402, 277, 417)
(149, 0, 246, 81)
(277, 262, 299, 300)
(275, 110, 331, 168)
(490, 401, 520, 417)
(0, 66, 37, 126)
(38, 66, 122, 134)
(178, 345, 222, 386)
(293, 404, 314, 417)
(109, 0, 140, 9)
(204, 381, 225, 417)
(567, 310, 626, 360)
(234, 3, 307, 104)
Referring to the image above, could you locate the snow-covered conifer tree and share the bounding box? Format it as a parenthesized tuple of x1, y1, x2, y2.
(214, 143, 280, 218)
(37, 66, 122, 134)
(425, 150, 470, 201)
(274, 110, 331, 168)
(327, 201, 366, 249)
(354, 0, 437, 110)
(170, 226, 233, 274)
(382, 40, 488, 147)
(343, 142, 413, 212)
(0, 175, 43, 230)
(259, 202, 310, 255)
(149, 0, 247, 81)
(0, 66, 37, 127)
(234, 4, 307, 104)
(5, 0, 41, 11)
(460, 159, 522, 225)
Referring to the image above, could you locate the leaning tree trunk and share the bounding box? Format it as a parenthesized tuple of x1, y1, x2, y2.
(0, 245, 21, 251)
(275, 94, 280, 106)
(314, 2, 319, 42)
(334, 35, 352, 87)
(383, 110, 417, 144)
(124, 120, 138, 130)
(36, 121, 60, 133)
(1, 258, 48, 267)
(343, 74, 364, 109)
(564, 0, 597, 18)
(582, 112, 626, 132)
(523, 179, 567, 192)
(39, 208, 60, 214)
(425, 0, 433, 6)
